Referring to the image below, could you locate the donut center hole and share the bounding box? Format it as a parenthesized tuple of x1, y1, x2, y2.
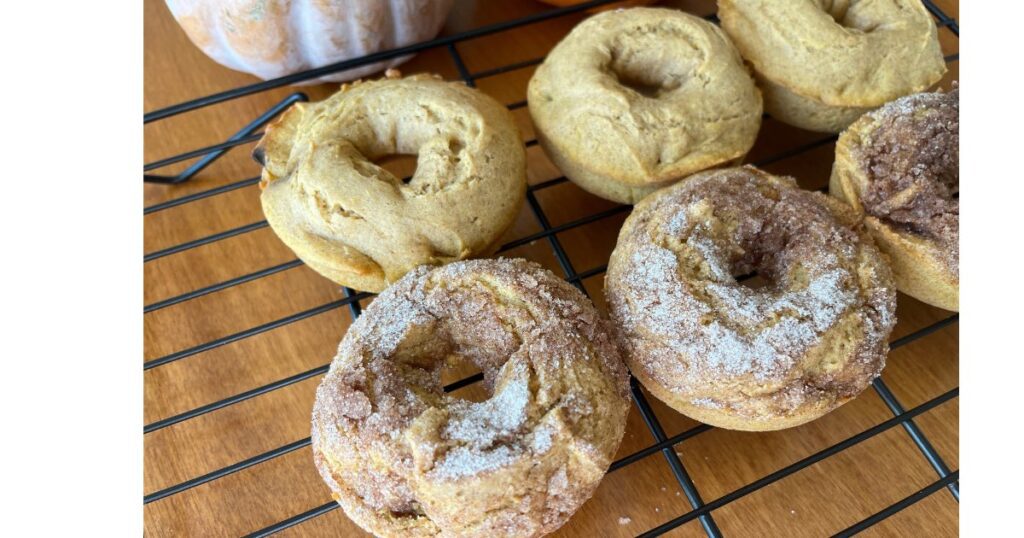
(440, 354, 488, 403)
(736, 272, 769, 290)
(372, 153, 419, 184)
(614, 68, 673, 99)
(607, 34, 688, 99)
(818, 0, 881, 32)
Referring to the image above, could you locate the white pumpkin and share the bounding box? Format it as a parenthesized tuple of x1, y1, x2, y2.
(165, 0, 455, 83)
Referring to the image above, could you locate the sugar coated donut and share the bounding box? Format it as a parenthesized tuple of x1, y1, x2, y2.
(718, 0, 946, 133)
(255, 72, 526, 292)
(606, 166, 896, 431)
(527, 7, 762, 204)
(312, 259, 630, 537)
(830, 86, 958, 311)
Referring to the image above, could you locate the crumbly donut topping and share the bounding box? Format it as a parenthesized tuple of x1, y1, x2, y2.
(857, 87, 959, 275)
(606, 167, 896, 424)
(313, 259, 629, 537)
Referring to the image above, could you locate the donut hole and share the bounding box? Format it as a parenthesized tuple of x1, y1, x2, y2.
(372, 153, 419, 183)
(606, 31, 691, 99)
(441, 354, 488, 403)
(613, 68, 673, 99)
(818, 0, 882, 33)
(736, 272, 768, 290)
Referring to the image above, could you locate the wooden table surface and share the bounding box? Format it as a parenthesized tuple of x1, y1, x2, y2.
(143, 1, 960, 536)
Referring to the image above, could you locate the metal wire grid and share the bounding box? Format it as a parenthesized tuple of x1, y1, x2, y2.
(142, 1, 960, 536)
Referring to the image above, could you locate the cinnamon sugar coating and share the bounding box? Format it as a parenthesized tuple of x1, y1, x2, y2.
(312, 259, 630, 537)
(856, 88, 959, 275)
(606, 166, 896, 431)
(830, 86, 959, 310)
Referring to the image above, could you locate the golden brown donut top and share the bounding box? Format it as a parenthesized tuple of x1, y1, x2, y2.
(312, 259, 630, 537)
(256, 73, 526, 292)
(851, 87, 959, 276)
(607, 167, 896, 416)
(527, 7, 762, 187)
(718, 0, 946, 107)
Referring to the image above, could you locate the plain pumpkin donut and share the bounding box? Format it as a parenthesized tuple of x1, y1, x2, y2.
(527, 7, 762, 204)
(718, 0, 946, 133)
(830, 87, 959, 311)
(606, 166, 897, 431)
(312, 258, 630, 537)
(254, 72, 526, 293)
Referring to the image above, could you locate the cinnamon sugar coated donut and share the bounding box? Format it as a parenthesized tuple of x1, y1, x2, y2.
(830, 86, 959, 311)
(606, 167, 897, 431)
(527, 7, 762, 204)
(312, 259, 630, 537)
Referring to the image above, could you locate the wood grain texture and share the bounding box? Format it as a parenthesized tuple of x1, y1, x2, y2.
(144, 0, 960, 535)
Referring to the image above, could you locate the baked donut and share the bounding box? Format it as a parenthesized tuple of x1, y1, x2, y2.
(718, 0, 947, 133)
(255, 72, 526, 292)
(606, 166, 896, 431)
(312, 259, 631, 537)
(830, 87, 958, 311)
(527, 7, 762, 204)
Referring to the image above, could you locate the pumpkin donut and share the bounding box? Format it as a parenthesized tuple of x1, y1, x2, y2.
(830, 87, 958, 311)
(166, 0, 455, 83)
(254, 72, 526, 292)
(527, 7, 762, 204)
(312, 258, 630, 537)
(606, 166, 897, 431)
(718, 0, 947, 133)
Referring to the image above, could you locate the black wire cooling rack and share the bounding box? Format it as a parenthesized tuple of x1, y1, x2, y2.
(143, 1, 960, 536)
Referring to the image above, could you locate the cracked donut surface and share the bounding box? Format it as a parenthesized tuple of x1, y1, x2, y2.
(830, 86, 958, 310)
(606, 166, 896, 431)
(527, 7, 762, 204)
(256, 73, 526, 292)
(312, 259, 630, 537)
(718, 0, 947, 133)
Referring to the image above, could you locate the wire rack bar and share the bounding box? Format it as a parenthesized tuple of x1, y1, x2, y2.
(632, 378, 723, 537)
(144, 177, 261, 215)
(889, 314, 959, 348)
(143, 220, 269, 262)
(922, 0, 959, 35)
(244, 501, 340, 538)
(832, 470, 960, 537)
(145, 93, 306, 184)
(142, 295, 369, 370)
(636, 386, 959, 537)
(873, 377, 960, 500)
(144, 259, 305, 313)
(145, 438, 311, 504)
(144, 133, 264, 172)
(144, 363, 329, 434)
